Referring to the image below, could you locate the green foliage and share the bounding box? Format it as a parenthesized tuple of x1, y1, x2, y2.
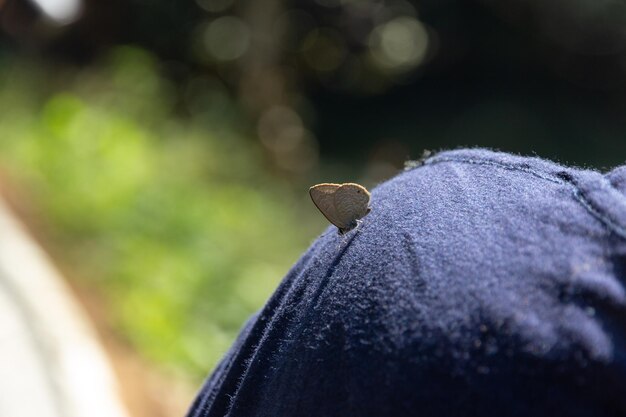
(0, 47, 318, 379)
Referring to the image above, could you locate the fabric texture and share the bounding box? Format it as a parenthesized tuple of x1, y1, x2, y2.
(187, 149, 626, 417)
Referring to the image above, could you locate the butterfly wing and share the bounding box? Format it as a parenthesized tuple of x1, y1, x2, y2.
(333, 183, 371, 229)
(309, 183, 343, 228)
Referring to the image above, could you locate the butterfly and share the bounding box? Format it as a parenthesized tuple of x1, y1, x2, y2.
(309, 183, 371, 234)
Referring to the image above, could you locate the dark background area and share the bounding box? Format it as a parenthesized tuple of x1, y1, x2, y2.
(4, 0, 626, 171)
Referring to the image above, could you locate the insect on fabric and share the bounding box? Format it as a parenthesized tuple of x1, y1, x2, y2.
(309, 183, 371, 234)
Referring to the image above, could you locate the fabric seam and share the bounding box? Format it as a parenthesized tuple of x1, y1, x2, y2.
(423, 155, 626, 241)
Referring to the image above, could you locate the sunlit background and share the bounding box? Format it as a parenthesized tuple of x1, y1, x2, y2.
(1, 0, 626, 416)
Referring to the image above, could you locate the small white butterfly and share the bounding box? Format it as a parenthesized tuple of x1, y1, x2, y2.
(309, 183, 371, 234)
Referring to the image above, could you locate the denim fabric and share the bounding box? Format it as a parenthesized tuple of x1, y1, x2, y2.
(187, 149, 626, 417)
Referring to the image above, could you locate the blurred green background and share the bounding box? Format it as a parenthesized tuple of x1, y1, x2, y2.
(1, 0, 626, 414)
(0, 47, 324, 380)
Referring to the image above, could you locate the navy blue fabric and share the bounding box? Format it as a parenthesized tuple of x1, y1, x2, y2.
(187, 149, 626, 417)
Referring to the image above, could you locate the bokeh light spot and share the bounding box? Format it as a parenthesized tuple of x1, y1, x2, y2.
(257, 106, 319, 172)
(369, 16, 429, 72)
(203, 16, 250, 62)
(29, 0, 82, 25)
(258, 106, 303, 151)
